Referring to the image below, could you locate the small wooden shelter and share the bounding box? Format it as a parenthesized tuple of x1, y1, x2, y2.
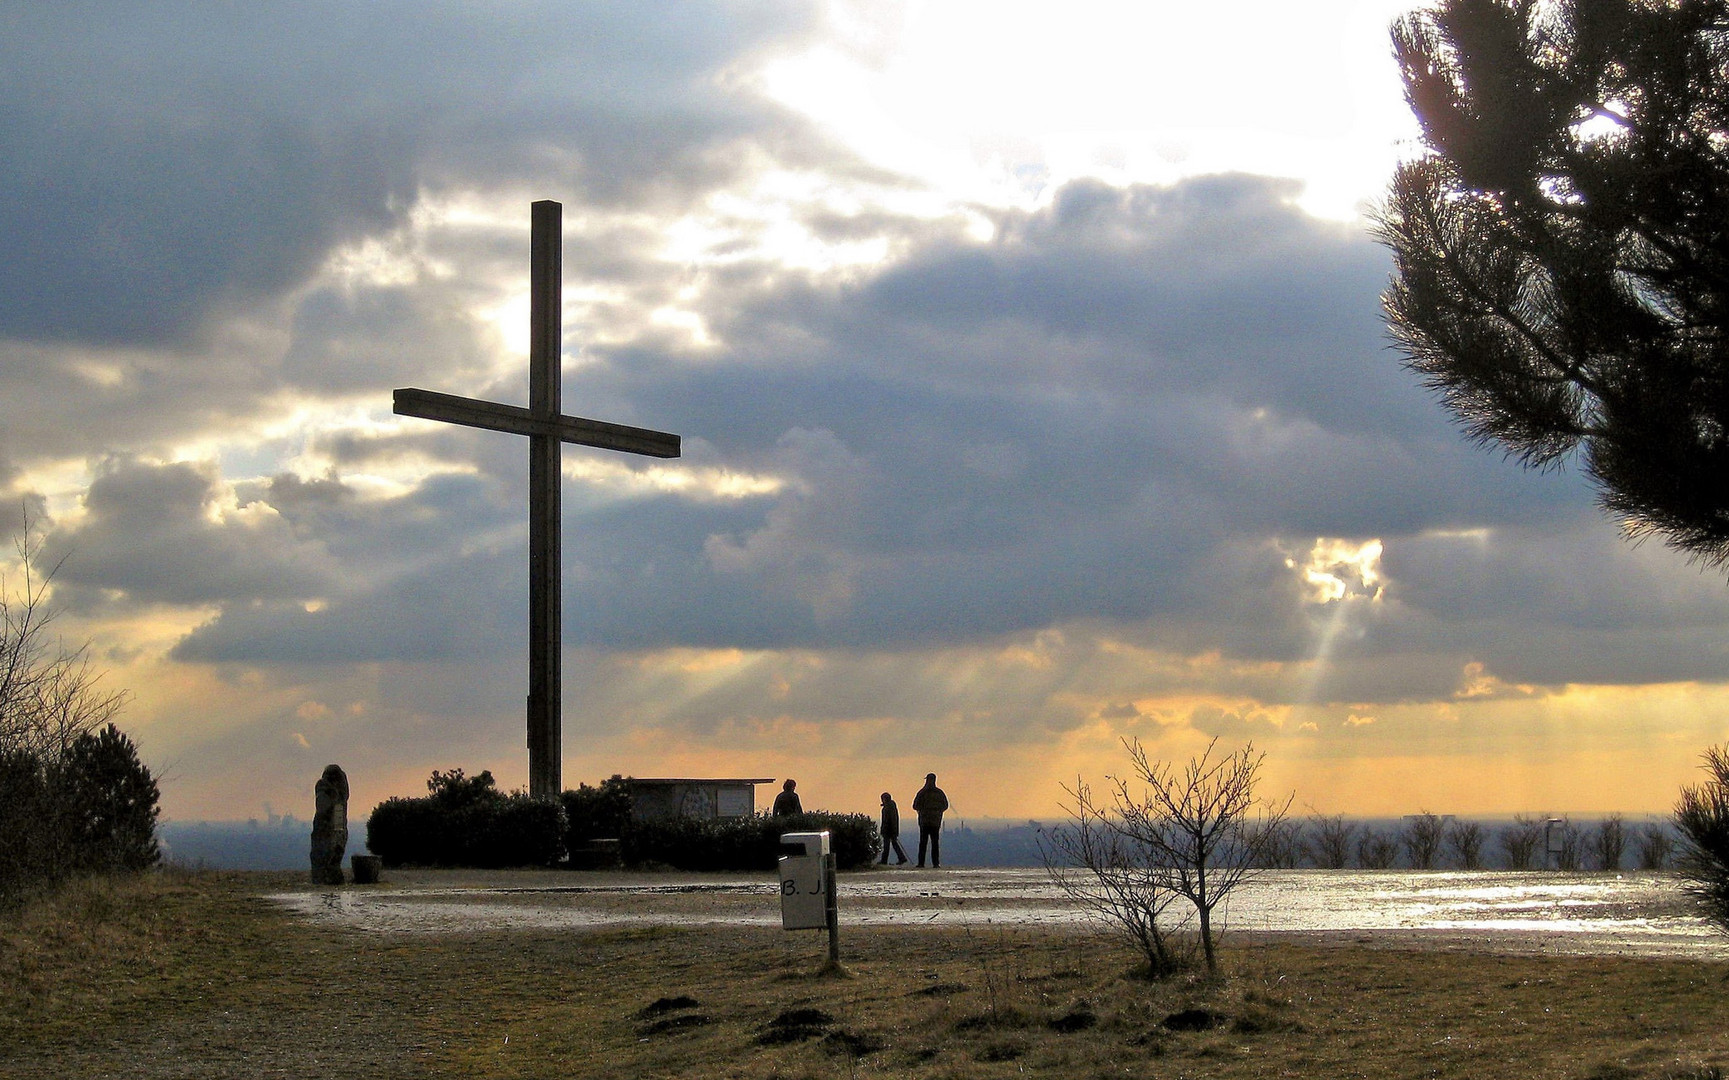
(623, 778, 775, 823)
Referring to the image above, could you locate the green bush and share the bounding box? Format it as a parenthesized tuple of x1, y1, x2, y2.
(364, 796, 448, 867)
(366, 768, 566, 869)
(623, 810, 880, 871)
(427, 767, 499, 809)
(367, 770, 879, 872)
(561, 775, 631, 846)
(460, 797, 567, 868)
(0, 750, 56, 899)
(0, 725, 159, 904)
(58, 725, 160, 873)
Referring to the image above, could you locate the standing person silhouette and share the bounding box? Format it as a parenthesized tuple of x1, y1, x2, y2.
(878, 792, 909, 865)
(911, 772, 949, 868)
(772, 778, 802, 816)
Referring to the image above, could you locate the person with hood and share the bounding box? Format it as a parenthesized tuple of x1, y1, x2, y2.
(911, 772, 949, 868)
(772, 778, 802, 816)
(878, 791, 908, 865)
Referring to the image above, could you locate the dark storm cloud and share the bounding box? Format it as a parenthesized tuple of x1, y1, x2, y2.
(648, 175, 1590, 535)
(278, 274, 504, 396)
(532, 175, 1610, 654)
(0, 0, 822, 346)
(164, 467, 526, 663)
(254, 179, 1638, 672)
(43, 458, 340, 609)
(41, 164, 1729, 692)
(1376, 522, 1729, 687)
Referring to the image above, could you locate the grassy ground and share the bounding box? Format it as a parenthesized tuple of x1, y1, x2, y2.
(3, 870, 1728, 1079)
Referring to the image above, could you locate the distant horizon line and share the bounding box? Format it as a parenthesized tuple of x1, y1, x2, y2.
(161, 810, 1681, 827)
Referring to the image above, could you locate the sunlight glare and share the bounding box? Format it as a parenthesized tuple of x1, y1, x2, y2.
(771, 0, 1423, 219)
(1291, 537, 1385, 605)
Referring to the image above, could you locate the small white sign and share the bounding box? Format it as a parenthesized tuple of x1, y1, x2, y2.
(779, 831, 830, 931)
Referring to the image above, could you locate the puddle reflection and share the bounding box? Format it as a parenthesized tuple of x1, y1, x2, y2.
(266, 868, 1729, 959)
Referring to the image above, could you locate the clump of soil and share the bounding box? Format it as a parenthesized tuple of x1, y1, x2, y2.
(1162, 1007, 1225, 1032)
(754, 1007, 835, 1045)
(1050, 1006, 1098, 1032)
(910, 981, 968, 997)
(634, 995, 700, 1019)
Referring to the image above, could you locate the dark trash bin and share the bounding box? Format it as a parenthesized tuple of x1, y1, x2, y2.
(351, 854, 383, 885)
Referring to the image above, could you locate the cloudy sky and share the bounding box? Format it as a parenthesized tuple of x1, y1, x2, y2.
(5, 0, 1726, 824)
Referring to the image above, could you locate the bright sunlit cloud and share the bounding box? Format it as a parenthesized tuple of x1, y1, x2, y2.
(765, 0, 1424, 218)
(1291, 537, 1385, 605)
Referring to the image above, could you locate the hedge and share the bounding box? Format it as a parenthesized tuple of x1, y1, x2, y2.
(561, 776, 631, 847)
(622, 810, 880, 871)
(366, 772, 567, 869)
(366, 770, 879, 872)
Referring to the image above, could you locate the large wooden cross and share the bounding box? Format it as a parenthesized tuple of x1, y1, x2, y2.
(393, 200, 680, 799)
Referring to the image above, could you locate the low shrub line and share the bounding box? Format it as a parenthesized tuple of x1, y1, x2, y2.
(365, 769, 880, 871)
(623, 810, 878, 871)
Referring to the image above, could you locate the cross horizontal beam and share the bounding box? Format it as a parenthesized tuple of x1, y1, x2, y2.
(393, 387, 681, 459)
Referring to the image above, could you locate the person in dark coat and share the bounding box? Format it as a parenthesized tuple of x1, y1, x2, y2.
(772, 778, 802, 816)
(911, 772, 949, 868)
(878, 791, 908, 865)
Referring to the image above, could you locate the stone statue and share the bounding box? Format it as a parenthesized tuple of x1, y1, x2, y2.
(309, 764, 349, 885)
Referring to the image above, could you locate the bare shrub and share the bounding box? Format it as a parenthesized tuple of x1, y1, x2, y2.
(1591, 814, 1626, 872)
(0, 519, 151, 903)
(1, 519, 127, 759)
(1124, 739, 1292, 972)
(1637, 822, 1675, 871)
(1044, 738, 1290, 976)
(1041, 777, 1189, 978)
(1356, 827, 1398, 869)
(1499, 814, 1545, 870)
(1401, 812, 1447, 870)
(1256, 817, 1304, 869)
(1304, 813, 1356, 870)
(1551, 816, 1583, 871)
(1445, 819, 1485, 870)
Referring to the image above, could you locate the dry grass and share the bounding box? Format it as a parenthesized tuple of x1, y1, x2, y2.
(4, 870, 1729, 1078)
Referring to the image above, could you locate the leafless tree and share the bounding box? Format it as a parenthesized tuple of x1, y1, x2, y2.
(1304, 812, 1356, 870)
(1256, 817, 1304, 869)
(1552, 816, 1583, 871)
(1356, 827, 1399, 869)
(1637, 821, 1675, 871)
(1401, 811, 1447, 870)
(1499, 814, 1545, 870)
(1110, 738, 1291, 974)
(1, 514, 153, 900)
(1591, 814, 1627, 872)
(1, 517, 127, 759)
(1445, 819, 1485, 870)
(1041, 776, 1189, 977)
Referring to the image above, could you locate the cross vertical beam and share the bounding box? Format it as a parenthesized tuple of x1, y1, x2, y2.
(392, 200, 680, 802)
(528, 199, 562, 799)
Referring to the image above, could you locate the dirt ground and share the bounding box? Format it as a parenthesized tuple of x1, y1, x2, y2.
(6, 870, 1729, 1079)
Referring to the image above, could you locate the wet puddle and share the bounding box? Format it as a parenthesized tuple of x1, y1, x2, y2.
(266, 868, 1729, 958)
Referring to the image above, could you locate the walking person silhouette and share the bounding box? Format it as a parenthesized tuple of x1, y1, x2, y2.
(912, 773, 949, 868)
(878, 791, 908, 865)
